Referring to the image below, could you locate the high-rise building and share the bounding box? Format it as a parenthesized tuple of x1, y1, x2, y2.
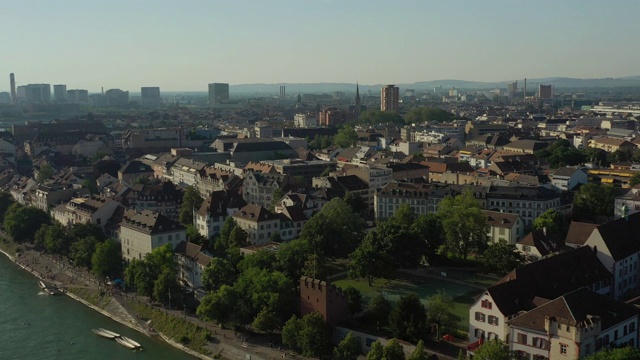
(141, 87, 161, 109)
(53, 84, 67, 103)
(0, 92, 10, 104)
(104, 89, 129, 107)
(67, 89, 89, 103)
(380, 85, 399, 112)
(538, 84, 553, 99)
(279, 85, 286, 99)
(9, 73, 16, 104)
(507, 81, 518, 98)
(24, 84, 51, 104)
(208, 83, 229, 107)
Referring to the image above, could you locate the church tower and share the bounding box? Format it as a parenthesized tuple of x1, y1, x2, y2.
(354, 82, 361, 119)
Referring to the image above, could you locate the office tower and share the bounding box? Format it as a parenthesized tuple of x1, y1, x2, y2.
(24, 84, 51, 104)
(538, 84, 553, 99)
(9, 73, 16, 104)
(141, 87, 161, 109)
(208, 83, 229, 107)
(104, 89, 129, 107)
(279, 85, 286, 99)
(0, 92, 10, 104)
(53, 84, 67, 103)
(507, 81, 518, 98)
(67, 89, 89, 103)
(380, 85, 399, 112)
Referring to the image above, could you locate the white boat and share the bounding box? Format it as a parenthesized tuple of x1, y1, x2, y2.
(45, 288, 56, 295)
(92, 328, 117, 339)
(119, 336, 142, 348)
(38, 280, 47, 289)
(115, 337, 137, 349)
(98, 328, 121, 338)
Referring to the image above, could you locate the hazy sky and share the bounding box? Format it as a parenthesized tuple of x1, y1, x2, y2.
(2, 0, 639, 91)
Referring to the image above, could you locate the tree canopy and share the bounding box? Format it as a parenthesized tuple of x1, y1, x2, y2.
(358, 110, 405, 125)
(572, 183, 618, 222)
(179, 186, 204, 227)
(437, 190, 488, 259)
(472, 339, 514, 360)
(334, 125, 359, 148)
(389, 293, 428, 343)
(281, 312, 331, 358)
(3, 203, 51, 243)
(405, 107, 455, 124)
(534, 139, 585, 168)
(426, 291, 460, 337)
(479, 241, 525, 276)
(585, 347, 640, 360)
(92, 239, 122, 279)
(333, 332, 362, 360)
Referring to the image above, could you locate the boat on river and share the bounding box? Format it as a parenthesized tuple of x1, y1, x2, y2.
(119, 336, 142, 348)
(38, 280, 47, 289)
(92, 328, 120, 339)
(115, 337, 138, 349)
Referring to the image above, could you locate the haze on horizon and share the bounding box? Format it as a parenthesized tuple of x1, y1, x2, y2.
(3, 0, 639, 92)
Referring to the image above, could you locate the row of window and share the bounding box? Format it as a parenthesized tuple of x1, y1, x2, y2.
(475, 312, 499, 325)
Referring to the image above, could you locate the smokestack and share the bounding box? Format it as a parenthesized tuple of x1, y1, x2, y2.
(524, 78, 527, 100)
(101, 87, 104, 95)
(9, 73, 16, 104)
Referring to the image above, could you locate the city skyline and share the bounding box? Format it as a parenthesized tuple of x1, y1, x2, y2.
(3, 0, 640, 91)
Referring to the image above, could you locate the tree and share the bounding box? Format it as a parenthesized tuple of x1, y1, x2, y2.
(367, 294, 392, 329)
(407, 340, 428, 360)
(275, 238, 312, 282)
(91, 239, 122, 279)
(282, 315, 303, 351)
(298, 312, 331, 358)
(532, 209, 568, 239)
(437, 190, 488, 259)
(301, 198, 365, 257)
(233, 267, 293, 325)
(349, 233, 394, 286)
(358, 110, 404, 126)
(374, 204, 425, 268)
(343, 286, 363, 318)
(270, 188, 285, 211)
(302, 252, 327, 279)
(125, 259, 155, 296)
(153, 266, 182, 307)
(333, 332, 362, 360)
(344, 192, 367, 216)
(412, 213, 445, 265)
(585, 347, 640, 360)
(196, 285, 237, 324)
(3, 204, 50, 243)
(334, 125, 359, 148)
(69, 236, 98, 268)
(186, 225, 206, 245)
(238, 249, 277, 273)
(69, 223, 106, 242)
(573, 183, 618, 222)
(37, 163, 54, 183)
(534, 139, 585, 168)
(426, 291, 460, 338)
(479, 241, 525, 276)
(366, 341, 384, 360)
(228, 226, 249, 248)
(383, 339, 406, 360)
(630, 173, 640, 187)
(0, 192, 15, 224)
(252, 307, 279, 333)
(389, 293, 428, 343)
(472, 339, 513, 360)
(201, 258, 236, 291)
(179, 186, 204, 227)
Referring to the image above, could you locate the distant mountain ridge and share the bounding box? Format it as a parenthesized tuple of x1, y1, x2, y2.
(229, 76, 640, 94)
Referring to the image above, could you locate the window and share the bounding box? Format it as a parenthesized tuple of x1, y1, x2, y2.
(630, 322, 636, 332)
(481, 299, 492, 309)
(475, 312, 486, 322)
(615, 330, 619, 340)
(560, 343, 567, 355)
(488, 315, 499, 325)
(603, 335, 610, 346)
(517, 333, 527, 345)
(533, 337, 547, 349)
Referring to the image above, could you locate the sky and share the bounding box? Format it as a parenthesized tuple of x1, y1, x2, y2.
(2, 0, 639, 91)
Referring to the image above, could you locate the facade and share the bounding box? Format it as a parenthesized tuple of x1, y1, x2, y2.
(174, 241, 212, 292)
(300, 276, 349, 325)
(66, 89, 89, 103)
(380, 85, 399, 112)
(140, 87, 161, 109)
(551, 167, 588, 192)
(33, 183, 89, 212)
(208, 83, 229, 106)
(119, 209, 185, 262)
(51, 196, 120, 229)
(53, 84, 66, 103)
(538, 84, 553, 99)
(482, 210, 525, 244)
(104, 89, 129, 107)
(508, 288, 639, 360)
(118, 160, 154, 186)
(232, 204, 280, 245)
(195, 190, 245, 239)
(23, 84, 51, 104)
(168, 158, 206, 187)
(344, 165, 393, 209)
(294, 113, 317, 128)
(588, 137, 636, 153)
(375, 182, 432, 220)
(242, 171, 289, 207)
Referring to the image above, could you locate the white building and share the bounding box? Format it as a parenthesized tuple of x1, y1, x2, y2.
(294, 113, 317, 128)
(51, 196, 120, 229)
(119, 209, 186, 262)
(232, 204, 280, 245)
(174, 241, 212, 292)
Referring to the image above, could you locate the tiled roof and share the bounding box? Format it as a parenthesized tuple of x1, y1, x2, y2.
(593, 212, 640, 261)
(565, 221, 598, 247)
(233, 204, 277, 222)
(120, 209, 184, 235)
(482, 210, 520, 229)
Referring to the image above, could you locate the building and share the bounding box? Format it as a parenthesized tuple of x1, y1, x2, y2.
(294, 113, 317, 128)
(242, 171, 289, 207)
(24, 84, 51, 104)
(208, 83, 229, 106)
(66, 89, 89, 103)
(53, 84, 66, 103)
(318, 107, 349, 127)
(104, 89, 129, 107)
(300, 276, 349, 325)
(33, 183, 90, 212)
(381, 85, 399, 112)
(141, 87, 161, 109)
(482, 210, 525, 244)
(279, 85, 286, 99)
(119, 209, 185, 262)
(232, 204, 280, 245)
(588, 137, 636, 153)
(550, 167, 588, 192)
(194, 190, 246, 239)
(508, 288, 639, 360)
(118, 160, 154, 186)
(538, 84, 553, 99)
(174, 241, 213, 293)
(375, 182, 432, 220)
(51, 196, 120, 229)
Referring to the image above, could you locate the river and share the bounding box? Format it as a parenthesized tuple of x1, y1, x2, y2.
(0, 254, 194, 360)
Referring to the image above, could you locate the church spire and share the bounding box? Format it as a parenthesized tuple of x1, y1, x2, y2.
(355, 82, 361, 107)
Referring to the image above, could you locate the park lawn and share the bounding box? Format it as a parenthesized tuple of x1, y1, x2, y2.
(334, 273, 481, 333)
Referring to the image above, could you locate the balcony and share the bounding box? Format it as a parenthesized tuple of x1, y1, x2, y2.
(467, 339, 482, 352)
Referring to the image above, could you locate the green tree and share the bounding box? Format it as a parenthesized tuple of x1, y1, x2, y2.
(375, 204, 426, 268)
(302, 252, 327, 279)
(201, 258, 236, 291)
(389, 293, 428, 343)
(348, 233, 394, 286)
(233, 267, 293, 325)
(196, 285, 237, 324)
(437, 190, 488, 259)
(405, 107, 455, 124)
(383, 339, 406, 360)
(252, 307, 280, 333)
(630, 173, 640, 187)
(125, 259, 155, 296)
(270, 188, 285, 211)
(334, 125, 359, 148)
(275, 238, 312, 282)
(532, 209, 567, 236)
(91, 239, 122, 279)
(69, 223, 106, 242)
(535, 139, 585, 168)
(358, 110, 404, 125)
(153, 265, 182, 306)
(42, 222, 73, 256)
(228, 226, 249, 248)
(426, 291, 460, 338)
(37, 163, 54, 183)
(0, 192, 15, 223)
(186, 225, 206, 245)
(69, 236, 98, 268)
(179, 186, 204, 227)
(344, 191, 367, 216)
(298, 312, 331, 358)
(213, 217, 238, 255)
(479, 241, 525, 276)
(3, 203, 51, 243)
(282, 315, 303, 351)
(366, 341, 384, 360)
(585, 347, 640, 360)
(367, 294, 392, 329)
(238, 249, 277, 272)
(412, 213, 445, 265)
(573, 183, 618, 222)
(342, 286, 363, 317)
(407, 340, 428, 360)
(333, 332, 362, 360)
(472, 339, 513, 360)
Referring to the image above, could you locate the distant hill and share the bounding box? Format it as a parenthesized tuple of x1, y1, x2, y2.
(229, 76, 640, 94)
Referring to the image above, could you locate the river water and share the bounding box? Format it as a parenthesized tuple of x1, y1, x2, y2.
(0, 254, 194, 360)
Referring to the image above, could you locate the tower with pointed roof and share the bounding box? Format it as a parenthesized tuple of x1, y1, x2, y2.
(354, 82, 361, 119)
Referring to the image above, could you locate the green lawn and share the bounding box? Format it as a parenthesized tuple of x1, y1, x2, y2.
(334, 273, 481, 332)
